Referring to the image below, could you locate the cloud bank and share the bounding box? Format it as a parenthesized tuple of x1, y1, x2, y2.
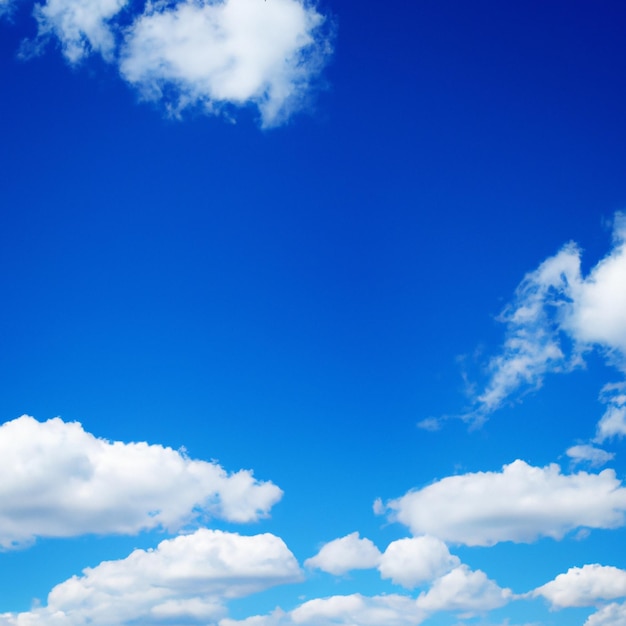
(0, 529, 302, 625)
(0, 415, 282, 548)
(25, 0, 333, 126)
(382, 460, 626, 546)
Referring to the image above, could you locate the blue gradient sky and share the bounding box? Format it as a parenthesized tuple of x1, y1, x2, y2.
(1, 2, 626, 625)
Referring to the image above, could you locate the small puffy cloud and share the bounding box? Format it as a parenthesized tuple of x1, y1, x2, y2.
(304, 532, 381, 575)
(566, 444, 615, 467)
(415, 565, 512, 615)
(596, 382, 626, 442)
(586, 602, 626, 626)
(33, 0, 128, 62)
(378, 536, 460, 589)
(534, 564, 626, 608)
(382, 460, 626, 546)
(0, 415, 282, 548)
(221, 594, 426, 626)
(0, 529, 302, 625)
(464, 212, 626, 423)
(119, 0, 333, 127)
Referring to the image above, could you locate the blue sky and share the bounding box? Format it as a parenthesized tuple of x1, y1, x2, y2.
(1, 1, 626, 624)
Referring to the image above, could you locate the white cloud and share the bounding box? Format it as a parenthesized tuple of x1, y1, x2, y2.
(0, 415, 282, 548)
(464, 211, 626, 423)
(33, 0, 128, 62)
(415, 565, 512, 614)
(566, 444, 615, 467)
(119, 0, 332, 127)
(220, 594, 426, 626)
(596, 382, 626, 442)
(382, 459, 626, 546)
(0, 529, 302, 625)
(534, 564, 626, 608)
(25, 0, 332, 126)
(586, 603, 626, 626)
(304, 532, 381, 575)
(564, 213, 626, 358)
(378, 536, 460, 589)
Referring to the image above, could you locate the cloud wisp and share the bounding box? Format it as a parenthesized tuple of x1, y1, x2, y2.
(432, 212, 626, 428)
(21, 0, 333, 126)
(0, 415, 282, 549)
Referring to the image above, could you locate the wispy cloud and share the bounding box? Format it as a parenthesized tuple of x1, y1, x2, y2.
(440, 212, 626, 427)
(32, 0, 128, 62)
(595, 382, 626, 442)
(0, 416, 282, 548)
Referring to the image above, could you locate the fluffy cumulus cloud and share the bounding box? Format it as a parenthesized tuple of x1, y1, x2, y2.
(0, 529, 302, 625)
(25, 0, 333, 126)
(382, 459, 626, 546)
(586, 603, 626, 626)
(533, 564, 626, 608)
(119, 0, 332, 127)
(220, 594, 426, 626)
(0, 415, 282, 548)
(304, 532, 381, 576)
(378, 536, 460, 589)
(415, 565, 512, 615)
(462, 212, 626, 423)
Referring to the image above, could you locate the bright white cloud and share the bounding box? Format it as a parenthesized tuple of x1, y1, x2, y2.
(378, 536, 460, 589)
(586, 602, 626, 626)
(596, 382, 626, 442)
(0, 415, 282, 548)
(33, 0, 128, 62)
(534, 564, 626, 608)
(415, 565, 512, 614)
(119, 0, 332, 127)
(0, 529, 302, 625)
(382, 459, 626, 546)
(25, 0, 332, 125)
(564, 213, 626, 357)
(304, 532, 381, 575)
(464, 212, 626, 423)
(220, 594, 426, 626)
(566, 444, 615, 467)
